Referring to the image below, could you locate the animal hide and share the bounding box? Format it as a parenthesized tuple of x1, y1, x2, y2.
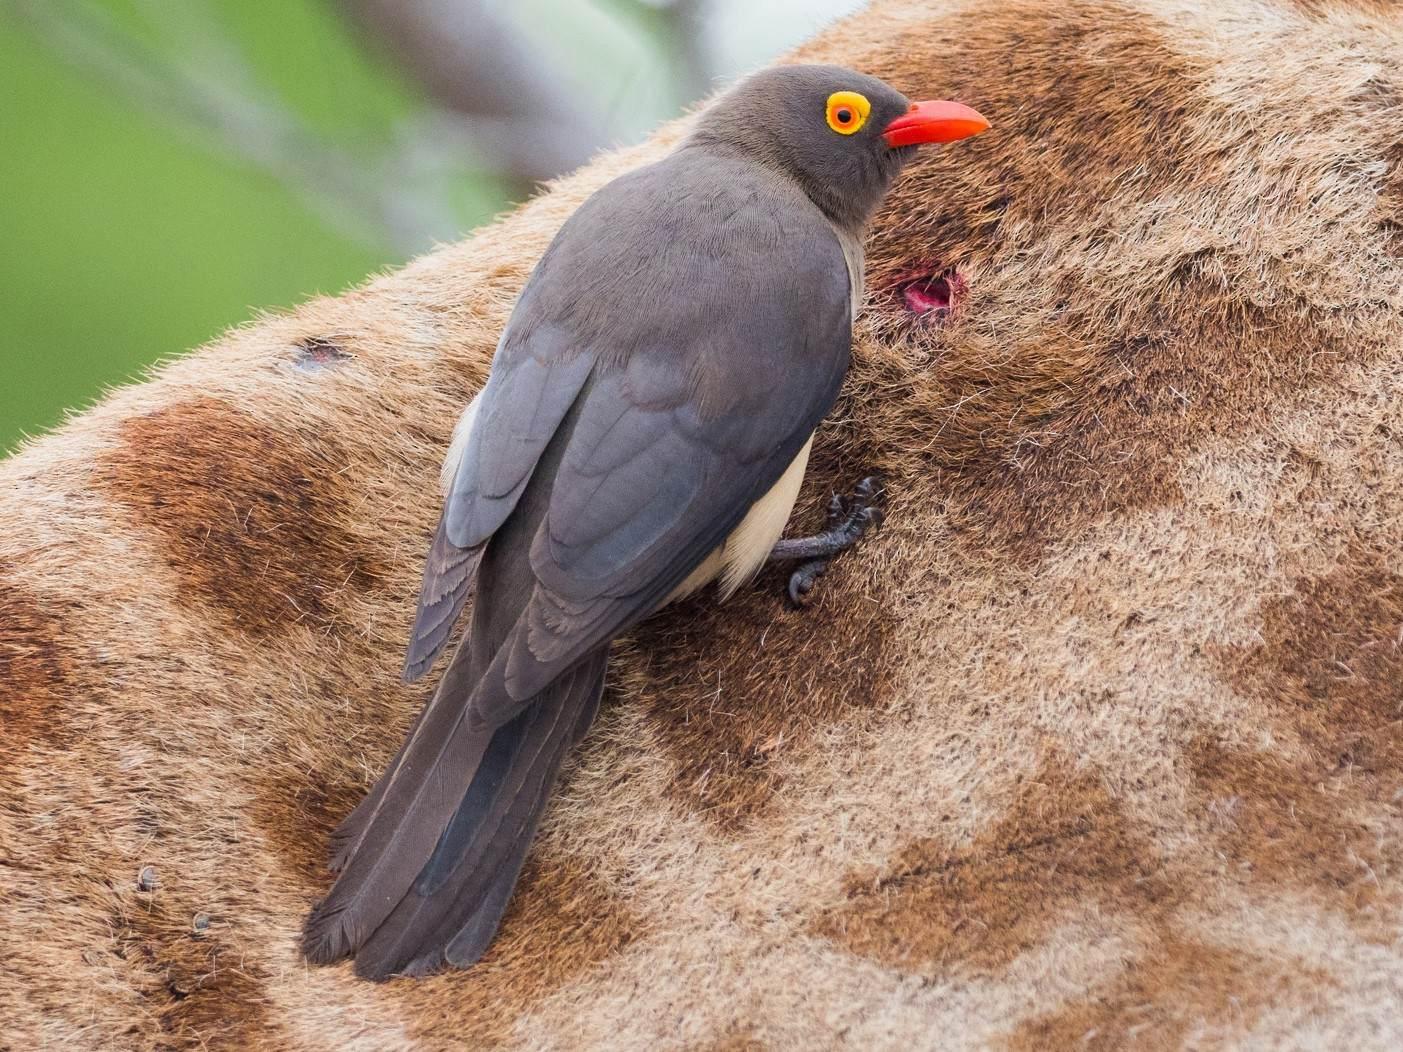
(2, 0, 1402, 1047)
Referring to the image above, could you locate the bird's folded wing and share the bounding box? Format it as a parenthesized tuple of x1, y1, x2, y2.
(403, 316, 595, 680)
(476, 262, 855, 720)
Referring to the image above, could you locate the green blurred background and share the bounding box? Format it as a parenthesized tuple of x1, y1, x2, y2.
(0, 0, 859, 452)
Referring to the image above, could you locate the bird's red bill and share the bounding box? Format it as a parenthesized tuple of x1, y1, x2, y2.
(882, 100, 990, 147)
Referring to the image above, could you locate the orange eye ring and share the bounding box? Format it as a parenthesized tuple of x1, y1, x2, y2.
(825, 90, 871, 135)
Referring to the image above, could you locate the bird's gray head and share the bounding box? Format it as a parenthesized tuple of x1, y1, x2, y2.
(688, 64, 989, 231)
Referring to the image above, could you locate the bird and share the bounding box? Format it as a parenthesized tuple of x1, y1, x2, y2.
(302, 63, 989, 980)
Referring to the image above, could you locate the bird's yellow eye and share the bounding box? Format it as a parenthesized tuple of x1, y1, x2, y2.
(825, 91, 871, 135)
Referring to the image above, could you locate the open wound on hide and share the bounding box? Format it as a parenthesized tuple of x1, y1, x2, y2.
(892, 266, 965, 323)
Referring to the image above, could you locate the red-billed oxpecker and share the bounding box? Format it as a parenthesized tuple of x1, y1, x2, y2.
(303, 64, 989, 980)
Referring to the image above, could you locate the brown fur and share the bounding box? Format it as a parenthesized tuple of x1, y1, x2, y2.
(392, 854, 645, 1049)
(1006, 937, 1317, 1051)
(4, 0, 1403, 1047)
(0, 562, 77, 753)
(812, 756, 1171, 976)
(96, 398, 388, 636)
(622, 547, 901, 828)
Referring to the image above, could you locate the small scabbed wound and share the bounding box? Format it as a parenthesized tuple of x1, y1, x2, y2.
(292, 336, 350, 372)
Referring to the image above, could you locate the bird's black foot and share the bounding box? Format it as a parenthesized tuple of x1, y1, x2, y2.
(769, 475, 885, 606)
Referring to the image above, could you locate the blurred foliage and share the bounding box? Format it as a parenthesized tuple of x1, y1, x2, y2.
(0, 0, 859, 452)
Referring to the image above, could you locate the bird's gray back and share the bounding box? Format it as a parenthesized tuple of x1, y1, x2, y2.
(505, 145, 853, 370)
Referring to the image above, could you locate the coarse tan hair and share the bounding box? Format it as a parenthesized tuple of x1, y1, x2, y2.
(3, 0, 1403, 1047)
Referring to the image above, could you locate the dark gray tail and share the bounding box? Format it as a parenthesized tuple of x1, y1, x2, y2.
(304, 650, 607, 980)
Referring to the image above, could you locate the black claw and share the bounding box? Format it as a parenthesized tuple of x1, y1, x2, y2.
(824, 491, 848, 525)
(787, 560, 828, 607)
(852, 474, 886, 507)
(774, 473, 888, 608)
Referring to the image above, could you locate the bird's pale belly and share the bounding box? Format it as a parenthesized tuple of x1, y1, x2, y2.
(665, 435, 813, 604)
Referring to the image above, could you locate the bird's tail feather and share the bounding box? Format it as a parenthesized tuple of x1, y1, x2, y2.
(302, 631, 500, 963)
(301, 647, 607, 976)
(352, 650, 606, 979)
(306, 393, 597, 974)
(327, 702, 429, 874)
(331, 527, 484, 871)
